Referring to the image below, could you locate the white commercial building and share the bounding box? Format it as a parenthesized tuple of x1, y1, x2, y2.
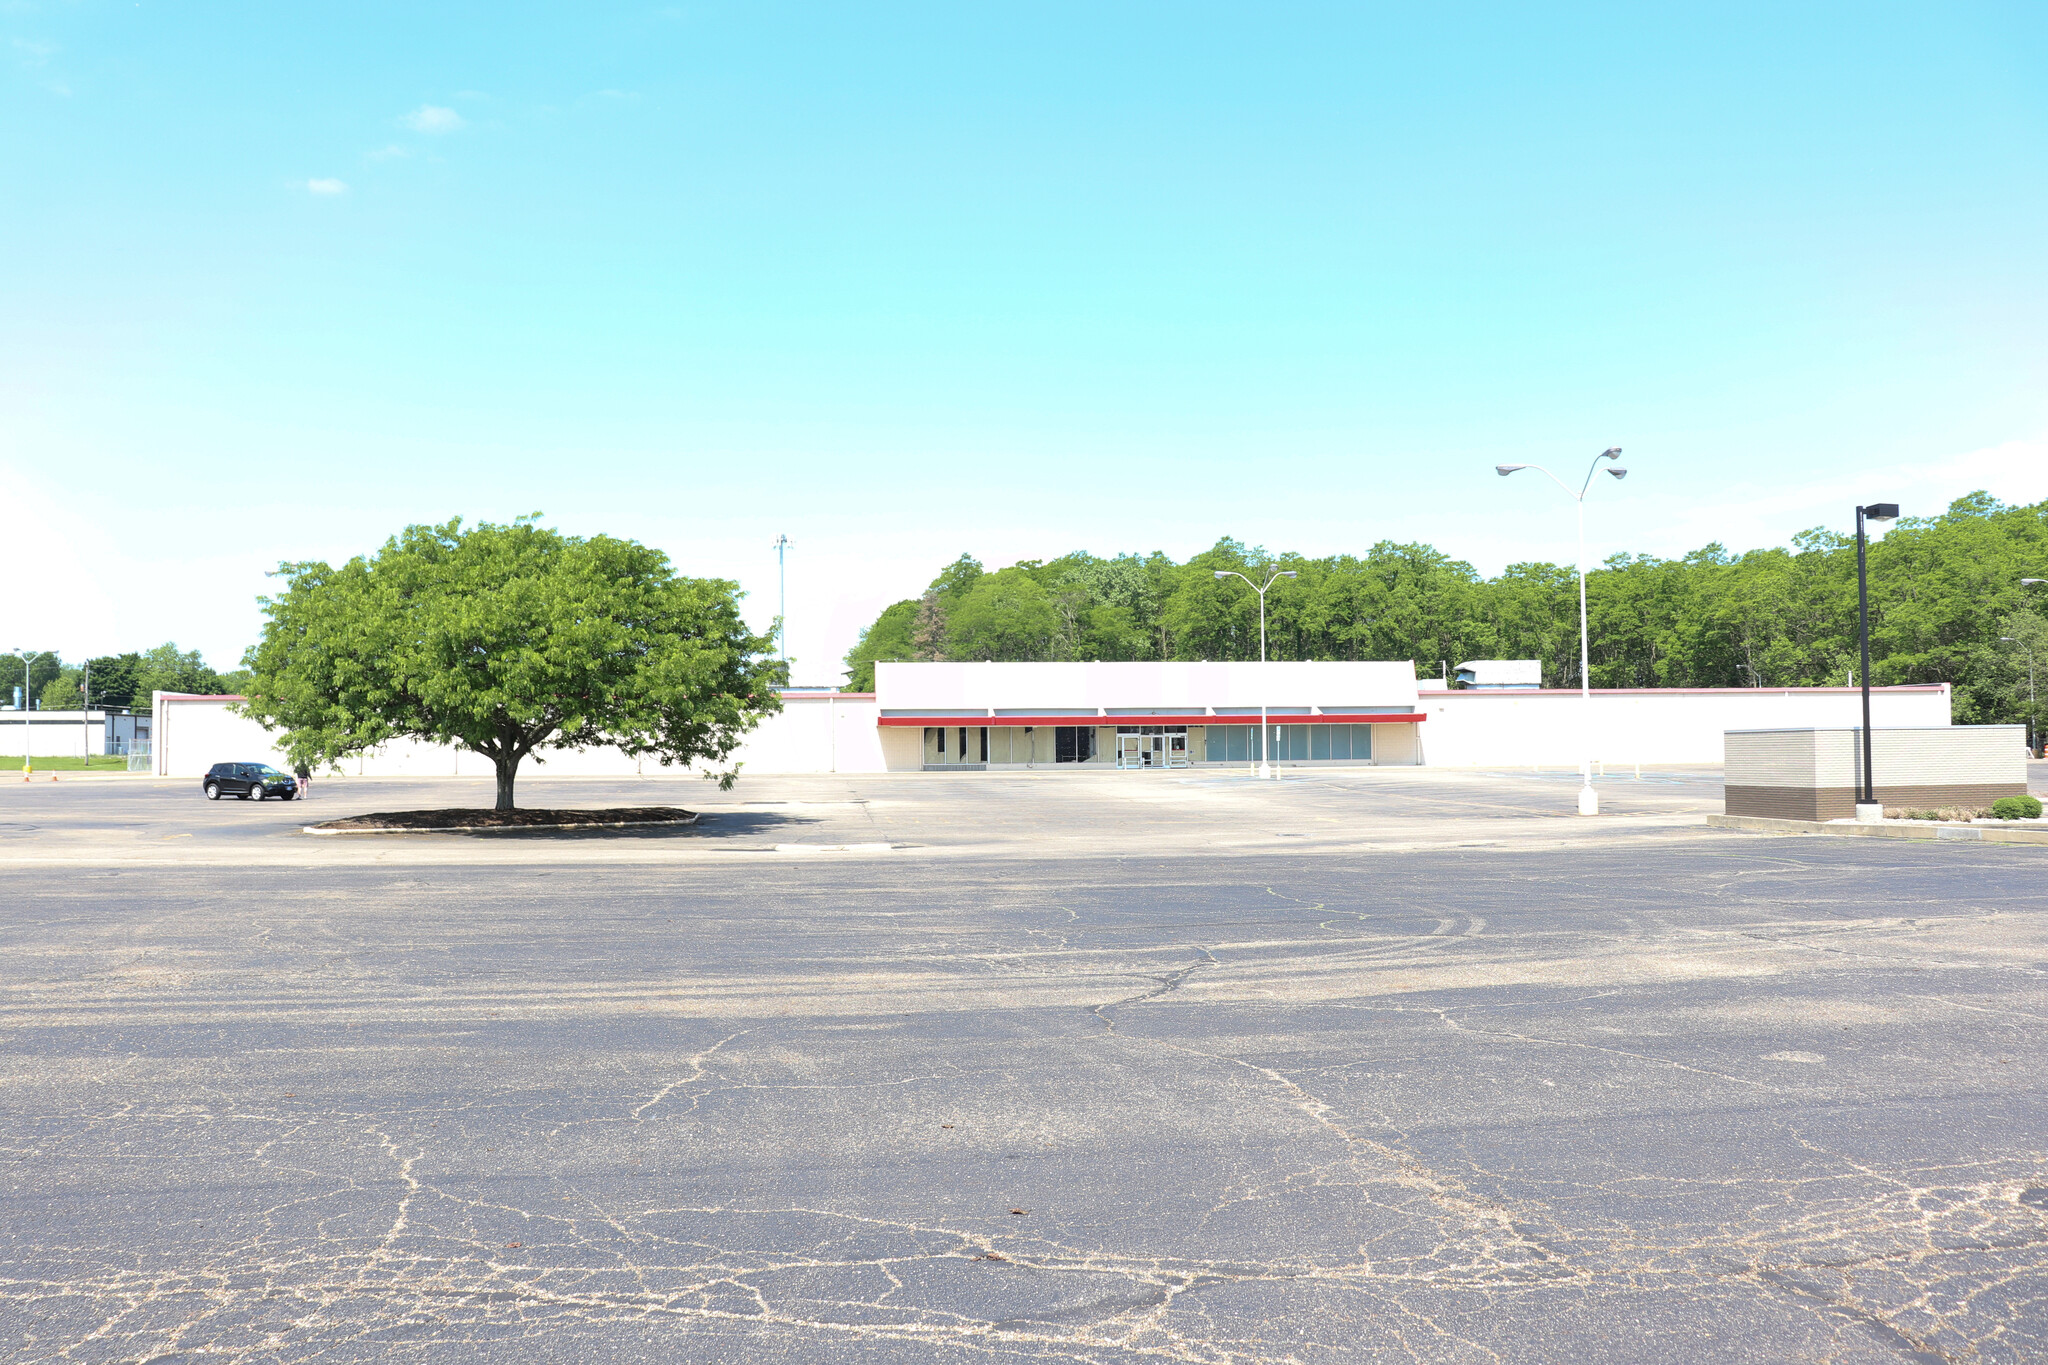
(873, 660, 1424, 769)
(151, 665, 1954, 779)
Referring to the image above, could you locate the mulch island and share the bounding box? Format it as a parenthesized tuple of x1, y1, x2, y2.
(307, 807, 698, 834)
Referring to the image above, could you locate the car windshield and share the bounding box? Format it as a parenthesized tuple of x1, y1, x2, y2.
(257, 766, 289, 777)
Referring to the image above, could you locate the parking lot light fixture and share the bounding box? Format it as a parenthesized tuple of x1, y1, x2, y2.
(1854, 503, 1899, 817)
(1214, 568, 1297, 779)
(2004, 636, 2039, 756)
(14, 649, 54, 779)
(1495, 448, 1626, 815)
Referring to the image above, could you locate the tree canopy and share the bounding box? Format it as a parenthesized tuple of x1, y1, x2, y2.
(240, 517, 783, 809)
(842, 493, 2048, 732)
(4, 643, 243, 712)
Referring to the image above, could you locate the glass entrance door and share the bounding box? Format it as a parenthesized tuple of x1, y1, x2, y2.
(1116, 727, 1190, 769)
(1117, 734, 1188, 769)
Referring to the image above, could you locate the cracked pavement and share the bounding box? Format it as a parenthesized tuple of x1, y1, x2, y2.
(3, 768, 2047, 1361)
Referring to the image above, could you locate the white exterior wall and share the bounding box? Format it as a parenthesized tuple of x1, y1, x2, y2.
(727, 694, 884, 774)
(1419, 686, 1952, 767)
(0, 711, 112, 759)
(154, 696, 292, 776)
(150, 678, 1960, 778)
(152, 692, 889, 779)
(878, 660, 1421, 711)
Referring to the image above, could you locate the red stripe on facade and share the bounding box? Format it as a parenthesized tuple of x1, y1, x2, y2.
(876, 713, 1426, 727)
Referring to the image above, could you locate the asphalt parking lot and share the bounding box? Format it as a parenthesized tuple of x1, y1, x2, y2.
(3, 768, 2047, 1362)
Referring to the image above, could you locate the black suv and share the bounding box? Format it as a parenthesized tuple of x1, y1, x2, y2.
(203, 762, 299, 801)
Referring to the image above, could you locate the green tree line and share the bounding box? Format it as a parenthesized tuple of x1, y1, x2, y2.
(0, 644, 250, 712)
(844, 492, 2048, 729)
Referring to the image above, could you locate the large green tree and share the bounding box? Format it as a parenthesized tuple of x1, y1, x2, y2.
(241, 517, 783, 809)
(842, 494, 2048, 736)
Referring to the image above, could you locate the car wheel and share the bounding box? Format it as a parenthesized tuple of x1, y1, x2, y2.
(239, 786, 254, 800)
(204, 783, 219, 800)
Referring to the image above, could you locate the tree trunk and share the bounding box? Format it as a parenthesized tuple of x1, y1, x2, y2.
(494, 751, 519, 811)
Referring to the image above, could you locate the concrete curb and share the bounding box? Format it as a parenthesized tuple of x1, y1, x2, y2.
(304, 812, 702, 836)
(1707, 813, 2048, 844)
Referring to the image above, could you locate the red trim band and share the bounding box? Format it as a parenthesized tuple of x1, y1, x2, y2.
(877, 713, 1426, 727)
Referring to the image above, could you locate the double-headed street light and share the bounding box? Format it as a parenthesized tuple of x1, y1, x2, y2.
(2022, 579, 2048, 756)
(1852, 503, 1899, 817)
(1214, 568, 1297, 779)
(1496, 448, 1627, 815)
(14, 649, 54, 778)
(2001, 637, 2037, 757)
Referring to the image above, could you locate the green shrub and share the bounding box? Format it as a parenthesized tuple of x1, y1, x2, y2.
(1991, 795, 2043, 820)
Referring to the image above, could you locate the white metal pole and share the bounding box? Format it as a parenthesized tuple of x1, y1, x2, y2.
(1576, 495, 1597, 815)
(1258, 582, 1271, 779)
(773, 534, 789, 667)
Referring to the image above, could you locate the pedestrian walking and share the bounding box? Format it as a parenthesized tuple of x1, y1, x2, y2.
(294, 762, 311, 800)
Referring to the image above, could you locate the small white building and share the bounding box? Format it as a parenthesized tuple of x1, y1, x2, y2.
(0, 709, 137, 759)
(1454, 660, 1542, 689)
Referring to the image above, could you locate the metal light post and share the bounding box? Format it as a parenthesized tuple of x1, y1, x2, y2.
(1496, 448, 1627, 815)
(1214, 568, 1298, 779)
(2005, 637, 2038, 757)
(772, 534, 791, 669)
(15, 649, 53, 778)
(1853, 502, 1900, 817)
(2023, 579, 2048, 756)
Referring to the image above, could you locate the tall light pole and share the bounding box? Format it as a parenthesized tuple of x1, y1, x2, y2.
(15, 649, 53, 778)
(2023, 578, 2047, 756)
(1853, 502, 1899, 818)
(1496, 448, 1627, 815)
(772, 534, 791, 670)
(1214, 568, 1297, 779)
(2005, 637, 2038, 757)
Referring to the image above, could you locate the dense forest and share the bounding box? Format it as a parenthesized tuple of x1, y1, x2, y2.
(844, 492, 2048, 729)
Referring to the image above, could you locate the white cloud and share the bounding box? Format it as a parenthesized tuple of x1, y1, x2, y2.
(365, 144, 409, 161)
(11, 37, 55, 65)
(305, 178, 348, 195)
(402, 104, 464, 134)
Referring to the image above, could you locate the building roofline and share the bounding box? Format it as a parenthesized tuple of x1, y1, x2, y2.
(1435, 684, 1947, 697)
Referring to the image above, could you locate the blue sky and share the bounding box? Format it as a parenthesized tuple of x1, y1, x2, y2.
(4, 2, 2045, 682)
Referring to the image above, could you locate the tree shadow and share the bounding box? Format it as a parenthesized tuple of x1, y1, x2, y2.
(440, 810, 819, 841)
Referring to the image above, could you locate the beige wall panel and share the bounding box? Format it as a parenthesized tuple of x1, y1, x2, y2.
(879, 726, 925, 771)
(1375, 724, 1420, 766)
